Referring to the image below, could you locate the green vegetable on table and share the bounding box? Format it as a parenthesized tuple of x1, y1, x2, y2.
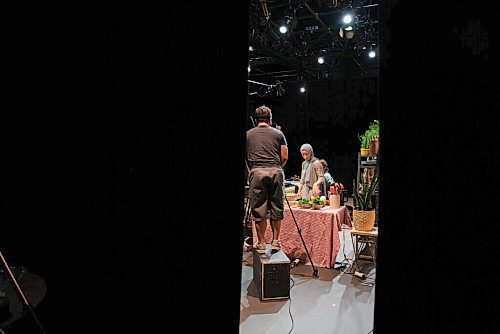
(312, 197, 326, 205)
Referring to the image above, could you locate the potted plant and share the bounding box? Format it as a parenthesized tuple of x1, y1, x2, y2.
(298, 198, 312, 209)
(352, 158, 379, 231)
(311, 196, 326, 210)
(358, 120, 380, 156)
(358, 132, 370, 156)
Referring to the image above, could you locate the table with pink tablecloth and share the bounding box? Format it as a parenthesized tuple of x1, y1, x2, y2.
(252, 205, 352, 268)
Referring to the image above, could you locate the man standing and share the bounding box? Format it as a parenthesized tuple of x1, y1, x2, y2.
(246, 105, 288, 253)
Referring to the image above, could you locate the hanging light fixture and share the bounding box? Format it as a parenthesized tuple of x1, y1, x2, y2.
(279, 16, 293, 34)
(339, 4, 355, 39)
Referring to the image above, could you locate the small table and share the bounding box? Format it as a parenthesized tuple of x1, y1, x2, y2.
(350, 227, 378, 273)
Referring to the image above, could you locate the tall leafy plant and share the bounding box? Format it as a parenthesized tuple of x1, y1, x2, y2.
(352, 157, 380, 211)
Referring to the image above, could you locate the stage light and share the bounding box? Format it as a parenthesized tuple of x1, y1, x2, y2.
(368, 50, 376, 58)
(339, 6, 355, 40)
(300, 86, 306, 93)
(343, 14, 352, 24)
(317, 57, 325, 64)
(279, 16, 292, 34)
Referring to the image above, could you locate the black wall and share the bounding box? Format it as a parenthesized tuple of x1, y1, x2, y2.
(2, 2, 248, 333)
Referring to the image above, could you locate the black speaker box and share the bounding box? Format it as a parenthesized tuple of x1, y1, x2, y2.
(253, 246, 290, 301)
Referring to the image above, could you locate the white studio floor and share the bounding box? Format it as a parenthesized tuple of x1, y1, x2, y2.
(240, 224, 376, 334)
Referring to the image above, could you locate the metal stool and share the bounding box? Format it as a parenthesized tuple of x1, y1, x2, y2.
(350, 227, 378, 274)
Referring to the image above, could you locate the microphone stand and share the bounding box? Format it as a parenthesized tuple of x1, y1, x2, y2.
(284, 196, 319, 278)
(0, 251, 47, 334)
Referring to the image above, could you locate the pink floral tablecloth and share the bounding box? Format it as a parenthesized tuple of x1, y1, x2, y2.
(252, 206, 352, 268)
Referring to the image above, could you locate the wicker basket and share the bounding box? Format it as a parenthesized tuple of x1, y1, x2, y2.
(353, 209, 376, 231)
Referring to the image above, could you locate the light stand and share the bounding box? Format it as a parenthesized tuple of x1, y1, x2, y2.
(284, 196, 319, 278)
(0, 251, 46, 334)
(243, 185, 253, 238)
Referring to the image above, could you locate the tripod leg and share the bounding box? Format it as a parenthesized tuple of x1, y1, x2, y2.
(243, 196, 252, 229)
(284, 196, 319, 278)
(0, 251, 47, 334)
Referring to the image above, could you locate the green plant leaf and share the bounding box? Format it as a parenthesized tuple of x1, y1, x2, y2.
(354, 156, 380, 210)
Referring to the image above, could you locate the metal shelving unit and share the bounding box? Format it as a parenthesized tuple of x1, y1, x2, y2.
(355, 153, 379, 225)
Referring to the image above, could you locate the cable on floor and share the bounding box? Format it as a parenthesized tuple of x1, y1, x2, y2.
(287, 302, 295, 334)
(287, 276, 296, 334)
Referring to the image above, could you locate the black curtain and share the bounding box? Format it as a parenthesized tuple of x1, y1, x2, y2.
(2, 2, 247, 333)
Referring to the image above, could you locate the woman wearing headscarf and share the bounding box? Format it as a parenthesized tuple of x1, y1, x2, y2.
(296, 143, 326, 199)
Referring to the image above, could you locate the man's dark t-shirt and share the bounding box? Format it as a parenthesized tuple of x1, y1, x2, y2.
(246, 125, 287, 169)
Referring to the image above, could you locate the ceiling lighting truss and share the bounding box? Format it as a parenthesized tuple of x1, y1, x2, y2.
(248, 0, 379, 82)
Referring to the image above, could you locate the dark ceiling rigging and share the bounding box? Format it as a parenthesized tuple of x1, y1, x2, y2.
(248, 0, 379, 92)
